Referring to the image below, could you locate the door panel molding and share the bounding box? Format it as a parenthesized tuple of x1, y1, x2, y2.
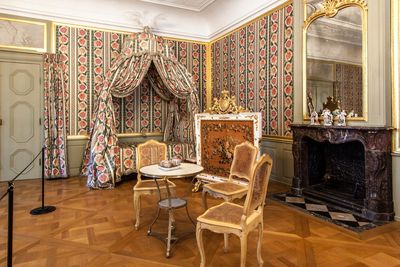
(0, 52, 43, 181)
(10, 69, 34, 95)
(10, 101, 35, 143)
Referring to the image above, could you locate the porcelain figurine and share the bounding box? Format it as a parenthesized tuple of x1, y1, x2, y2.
(310, 110, 320, 125)
(332, 109, 340, 116)
(337, 110, 347, 126)
(322, 108, 333, 126)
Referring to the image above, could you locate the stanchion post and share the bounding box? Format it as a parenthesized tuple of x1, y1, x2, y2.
(41, 147, 45, 209)
(30, 146, 56, 215)
(7, 181, 14, 267)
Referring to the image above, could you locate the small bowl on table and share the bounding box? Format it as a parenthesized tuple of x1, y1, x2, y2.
(171, 157, 182, 166)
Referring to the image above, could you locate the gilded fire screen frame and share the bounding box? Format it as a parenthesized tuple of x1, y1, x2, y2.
(194, 112, 262, 183)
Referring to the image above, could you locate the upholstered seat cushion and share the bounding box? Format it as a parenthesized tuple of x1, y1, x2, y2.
(203, 182, 248, 196)
(134, 179, 176, 190)
(197, 202, 247, 229)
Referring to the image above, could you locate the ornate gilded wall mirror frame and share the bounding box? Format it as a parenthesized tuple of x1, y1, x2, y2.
(303, 0, 368, 120)
(392, 0, 400, 153)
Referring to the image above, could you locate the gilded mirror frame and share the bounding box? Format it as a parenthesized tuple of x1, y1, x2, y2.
(392, 0, 400, 153)
(302, 0, 368, 121)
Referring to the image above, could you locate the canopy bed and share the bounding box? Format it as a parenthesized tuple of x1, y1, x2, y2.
(81, 27, 200, 189)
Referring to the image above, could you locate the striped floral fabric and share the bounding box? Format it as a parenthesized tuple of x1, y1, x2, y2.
(211, 3, 294, 137)
(43, 53, 69, 178)
(115, 143, 137, 181)
(55, 25, 207, 136)
(82, 29, 199, 189)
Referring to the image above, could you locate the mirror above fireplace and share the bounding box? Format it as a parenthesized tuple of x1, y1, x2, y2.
(303, 0, 368, 120)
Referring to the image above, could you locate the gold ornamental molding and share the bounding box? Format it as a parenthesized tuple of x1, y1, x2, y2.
(303, 0, 368, 121)
(392, 0, 400, 154)
(305, 0, 368, 26)
(205, 42, 213, 109)
(206, 90, 246, 114)
(66, 132, 163, 140)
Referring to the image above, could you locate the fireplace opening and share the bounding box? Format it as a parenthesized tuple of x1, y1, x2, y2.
(302, 137, 365, 210)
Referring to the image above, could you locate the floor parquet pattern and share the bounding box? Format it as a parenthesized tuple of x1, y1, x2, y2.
(0, 176, 400, 266)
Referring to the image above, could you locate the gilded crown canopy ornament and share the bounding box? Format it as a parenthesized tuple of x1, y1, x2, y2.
(206, 90, 246, 114)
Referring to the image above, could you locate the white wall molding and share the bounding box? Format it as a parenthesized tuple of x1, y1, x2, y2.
(0, 6, 211, 42)
(139, 0, 216, 12)
(0, 0, 288, 42)
(207, 0, 287, 40)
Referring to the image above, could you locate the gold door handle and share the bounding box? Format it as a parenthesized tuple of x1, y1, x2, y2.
(0, 119, 2, 126)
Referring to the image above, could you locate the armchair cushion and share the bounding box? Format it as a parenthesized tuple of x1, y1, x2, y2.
(197, 202, 246, 230)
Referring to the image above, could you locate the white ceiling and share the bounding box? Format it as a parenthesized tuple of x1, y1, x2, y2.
(0, 0, 286, 41)
(139, 0, 216, 12)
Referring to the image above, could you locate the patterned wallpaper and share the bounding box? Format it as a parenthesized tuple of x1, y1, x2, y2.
(211, 3, 294, 137)
(55, 25, 207, 136)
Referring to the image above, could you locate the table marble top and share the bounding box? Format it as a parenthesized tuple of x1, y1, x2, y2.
(139, 163, 204, 179)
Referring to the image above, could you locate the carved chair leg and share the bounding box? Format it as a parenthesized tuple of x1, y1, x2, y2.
(133, 192, 141, 230)
(192, 179, 202, 192)
(240, 233, 248, 267)
(224, 233, 229, 252)
(202, 190, 208, 210)
(132, 190, 135, 222)
(196, 223, 206, 267)
(257, 223, 264, 267)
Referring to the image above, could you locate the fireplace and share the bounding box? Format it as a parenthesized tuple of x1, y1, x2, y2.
(291, 124, 394, 221)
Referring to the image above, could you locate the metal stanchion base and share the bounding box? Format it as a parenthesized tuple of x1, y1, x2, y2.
(30, 206, 56, 215)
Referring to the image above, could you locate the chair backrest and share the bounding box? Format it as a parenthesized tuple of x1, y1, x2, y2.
(137, 139, 167, 181)
(228, 141, 258, 182)
(242, 154, 273, 217)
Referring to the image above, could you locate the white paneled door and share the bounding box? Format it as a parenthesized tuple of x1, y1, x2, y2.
(0, 61, 41, 181)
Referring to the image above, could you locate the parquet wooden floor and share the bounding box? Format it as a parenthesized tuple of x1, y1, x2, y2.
(1, 176, 400, 266)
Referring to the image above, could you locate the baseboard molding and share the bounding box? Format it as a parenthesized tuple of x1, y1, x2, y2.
(69, 167, 81, 177)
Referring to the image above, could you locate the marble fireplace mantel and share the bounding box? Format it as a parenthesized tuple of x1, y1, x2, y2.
(291, 124, 394, 221)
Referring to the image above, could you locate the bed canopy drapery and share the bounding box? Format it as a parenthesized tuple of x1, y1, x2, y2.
(82, 27, 200, 189)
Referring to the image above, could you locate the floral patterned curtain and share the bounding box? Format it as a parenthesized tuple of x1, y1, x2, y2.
(153, 55, 200, 143)
(108, 53, 152, 98)
(43, 53, 69, 178)
(82, 28, 199, 189)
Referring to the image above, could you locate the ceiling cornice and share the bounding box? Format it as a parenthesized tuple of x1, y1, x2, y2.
(0, 0, 289, 42)
(208, 0, 289, 41)
(0, 5, 211, 42)
(139, 0, 216, 12)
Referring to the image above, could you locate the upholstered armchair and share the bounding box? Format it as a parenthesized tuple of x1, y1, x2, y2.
(133, 139, 176, 230)
(202, 141, 258, 210)
(196, 154, 273, 267)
